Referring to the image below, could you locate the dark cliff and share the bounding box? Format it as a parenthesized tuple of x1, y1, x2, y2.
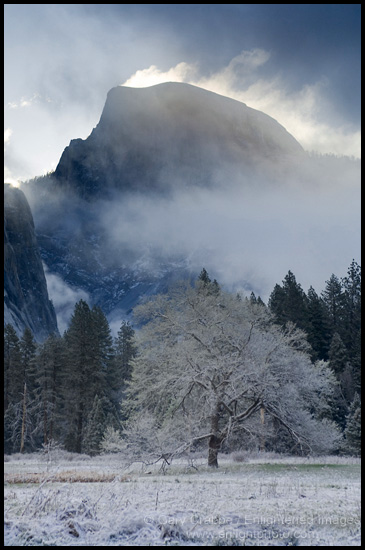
(53, 82, 304, 199)
(4, 183, 59, 341)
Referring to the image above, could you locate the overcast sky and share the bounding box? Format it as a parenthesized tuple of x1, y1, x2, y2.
(4, 4, 361, 185)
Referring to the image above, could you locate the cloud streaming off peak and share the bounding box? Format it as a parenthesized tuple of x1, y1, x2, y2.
(122, 52, 361, 159)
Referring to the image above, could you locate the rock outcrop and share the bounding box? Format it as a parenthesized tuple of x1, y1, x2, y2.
(4, 183, 59, 340)
(53, 82, 304, 199)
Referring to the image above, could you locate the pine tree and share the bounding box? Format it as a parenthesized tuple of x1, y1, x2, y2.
(341, 260, 361, 390)
(4, 325, 22, 453)
(5, 326, 37, 412)
(113, 320, 137, 422)
(321, 273, 344, 336)
(90, 305, 115, 398)
(34, 334, 66, 446)
(198, 268, 211, 285)
(19, 327, 38, 404)
(344, 393, 361, 456)
(82, 395, 107, 456)
(4, 327, 38, 453)
(20, 328, 38, 453)
(4, 324, 22, 414)
(115, 321, 137, 386)
(63, 300, 116, 452)
(328, 332, 349, 377)
(306, 286, 331, 360)
(268, 284, 287, 325)
(327, 332, 353, 428)
(282, 271, 308, 330)
(322, 262, 361, 398)
(249, 292, 258, 304)
(246, 292, 266, 313)
(268, 271, 308, 331)
(197, 268, 220, 295)
(63, 300, 96, 452)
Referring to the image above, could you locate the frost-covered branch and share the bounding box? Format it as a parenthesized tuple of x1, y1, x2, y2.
(125, 280, 339, 466)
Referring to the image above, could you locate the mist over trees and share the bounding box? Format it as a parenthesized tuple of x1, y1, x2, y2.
(4, 261, 361, 461)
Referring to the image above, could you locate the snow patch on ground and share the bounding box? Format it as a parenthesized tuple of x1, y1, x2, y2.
(4, 454, 361, 546)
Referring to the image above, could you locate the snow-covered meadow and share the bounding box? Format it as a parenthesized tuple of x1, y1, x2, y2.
(4, 452, 361, 546)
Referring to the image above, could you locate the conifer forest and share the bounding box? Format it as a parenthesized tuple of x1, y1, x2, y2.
(4, 261, 361, 460)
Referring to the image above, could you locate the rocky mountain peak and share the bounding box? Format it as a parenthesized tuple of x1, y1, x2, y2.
(54, 82, 304, 199)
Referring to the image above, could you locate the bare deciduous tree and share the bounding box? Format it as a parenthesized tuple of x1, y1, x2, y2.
(124, 280, 340, 467)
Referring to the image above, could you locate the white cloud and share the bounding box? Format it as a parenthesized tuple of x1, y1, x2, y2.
(4, 168, 20, 188)
(43, 263, 90, 334)
(122, 61, 197, 88)
(122, 50, 361, 158)
(4, 129, 21, 186)
(6, 93, 40, 110)
(4, 128, 12, 143)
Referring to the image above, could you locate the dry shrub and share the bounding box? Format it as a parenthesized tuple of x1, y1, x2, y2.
(4, 471, 122, 484)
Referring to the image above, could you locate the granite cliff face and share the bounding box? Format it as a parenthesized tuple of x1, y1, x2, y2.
(4, 184, 59, 340)
(53, 82, 304, 199)
(21, 82, 308, 328)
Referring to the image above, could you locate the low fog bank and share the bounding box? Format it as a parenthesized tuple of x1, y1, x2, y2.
(100, 152, 360, 300)
(101, 166, 360, 301)
(21, 152, 360, 319)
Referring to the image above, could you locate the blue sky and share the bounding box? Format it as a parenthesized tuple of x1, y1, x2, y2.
(4, 4, 361, 183)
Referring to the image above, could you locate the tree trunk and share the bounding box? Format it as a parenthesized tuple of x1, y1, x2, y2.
(43, 379, 48, 446)
(260, 406, 265, 452)
(208, 434, 221, 467)
(20, 383, 27, 453)
(76, 403, 84, 454)
(43, 401, 48, 446)
(208, 406, 222, 467)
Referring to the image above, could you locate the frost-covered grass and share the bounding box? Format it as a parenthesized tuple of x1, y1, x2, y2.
(4, 452, 361, 546)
